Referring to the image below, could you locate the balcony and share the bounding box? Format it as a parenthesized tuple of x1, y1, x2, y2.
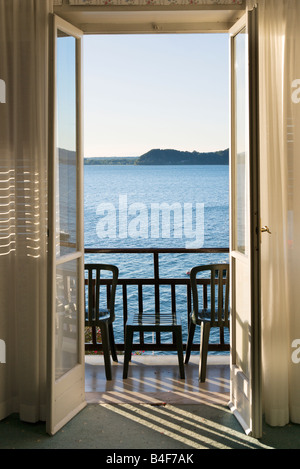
(84, 247, 230, 355)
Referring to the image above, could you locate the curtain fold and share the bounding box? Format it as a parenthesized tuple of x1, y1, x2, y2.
(0, 0, 52, 423)
(259, 0, 300, 426)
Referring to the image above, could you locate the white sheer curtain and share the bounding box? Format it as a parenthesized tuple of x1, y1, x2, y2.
(0, 0, 52, 423)
(259, 0, 300, 426)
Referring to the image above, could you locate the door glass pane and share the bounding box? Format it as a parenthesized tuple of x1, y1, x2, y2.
(234, 28, 249, 255)
(56, 31, 77, 257)
(55, 258, 79, 380)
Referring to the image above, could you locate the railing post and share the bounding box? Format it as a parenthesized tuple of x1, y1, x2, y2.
(122, 284, 128, 327)
(154, 252, 160, 313)
(138, 283, 144, 345)
(154, 251, 160, 345)
(171, 283, 176, 312)
(204, 283, 208, 309)
(187, 282, 191, 330)
(84, 247, 230, 353)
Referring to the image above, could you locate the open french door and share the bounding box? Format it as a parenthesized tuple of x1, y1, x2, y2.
(229, 8, 262, 439)
(47, 15, 86, 435)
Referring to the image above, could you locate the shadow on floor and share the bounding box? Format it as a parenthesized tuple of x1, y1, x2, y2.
(0, 403, 299, 450)
(1, 356, 299, 450)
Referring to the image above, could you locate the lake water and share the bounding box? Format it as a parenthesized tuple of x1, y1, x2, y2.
(84, 164, 230, 353)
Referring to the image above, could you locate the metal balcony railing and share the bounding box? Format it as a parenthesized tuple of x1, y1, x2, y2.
(84, 247, 230, 354)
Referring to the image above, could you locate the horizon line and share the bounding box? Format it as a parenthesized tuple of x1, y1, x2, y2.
(83, 147, 229, 159)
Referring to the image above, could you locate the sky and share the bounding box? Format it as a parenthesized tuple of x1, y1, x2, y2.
(57, 35, 76, 152)
(83, 33, 229, 158)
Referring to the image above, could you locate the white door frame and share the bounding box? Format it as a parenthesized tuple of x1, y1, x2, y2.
(228, 9, 262, 438)
(48, 5, 262, 438)
(47, 14, 86, 436)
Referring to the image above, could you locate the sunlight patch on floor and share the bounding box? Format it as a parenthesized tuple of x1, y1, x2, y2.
(85, 354, 230, 405)
(100, 403, 272, 450)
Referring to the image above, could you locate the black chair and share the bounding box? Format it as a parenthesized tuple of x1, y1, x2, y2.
(85, 264, 119, 380)
(185, 264, 229, 382)
(123, 310, 185, 380)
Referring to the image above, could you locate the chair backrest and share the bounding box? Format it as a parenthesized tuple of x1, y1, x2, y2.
(190, 264, 230, 327)
(84, 264, 119, 325)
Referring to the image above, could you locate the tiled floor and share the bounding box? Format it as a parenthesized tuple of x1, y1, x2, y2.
(85, 354, 230, 406)
(2, 354, 299, 449)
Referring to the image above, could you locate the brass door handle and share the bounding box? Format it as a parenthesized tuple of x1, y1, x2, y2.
(261, 226, 271, 234)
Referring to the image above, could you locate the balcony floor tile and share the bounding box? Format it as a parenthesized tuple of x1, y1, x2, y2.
(85, 354, 230, 406)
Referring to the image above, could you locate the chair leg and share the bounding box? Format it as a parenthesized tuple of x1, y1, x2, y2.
(100, 322, 112, 381)
(185, 321, 196, 364)
(123, 327, 133, 379)
(108, 323, 118, 362)
(92, 325, 97, 347)
(174, 328, 185, 379)
(199, 322, 210, 383)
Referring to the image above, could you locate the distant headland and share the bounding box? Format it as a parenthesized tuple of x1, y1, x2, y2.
(84, 148, 229, 166)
